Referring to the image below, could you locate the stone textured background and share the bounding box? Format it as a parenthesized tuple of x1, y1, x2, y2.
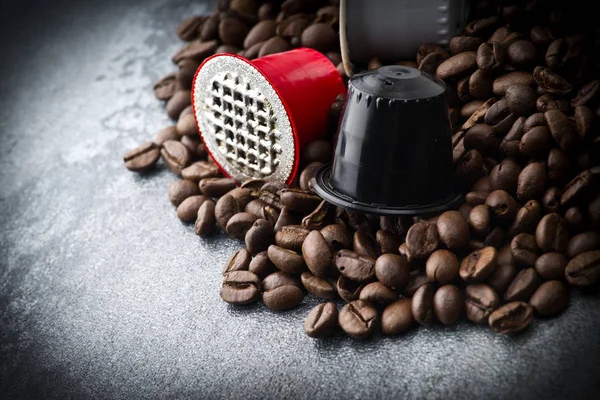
(0, 0, 599, 398)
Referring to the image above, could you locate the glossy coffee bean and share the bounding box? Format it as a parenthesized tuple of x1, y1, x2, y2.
(486, 190, 517, 223)
(412, 284, 436, 325)
(182, 161, 221, 182)
(304, 302, 338, 338)
(489, 158, 521, 195)
(469, 205, 491, 237)
(511, 233, 539, 267)
(353, 230, 380, 259)
(215, 194, 240, 229)
(433, 285, 463, 325)
(335, 250, 376, 283)
(223, 248, 251, 274)
(529, 280, 569, 316)
(359, 282, 398, 306)
(374, 254, 410, 290)
(535, 213, 569, 253)
(195, 199, 216, 236)
(487, 263, 517, 295)
(320, 224, 353, 251)
(302, 230, 333, 278)
(567, 232, 600, 259)
(248, 251, 275, 279)
(123, 142, 160, 172)
(161, 140, 191, 175)
(565, 251, 600, 287)
(509, 200, 542, 237)
(465, 284, 499, 324)
(488, 301, 533, 334)
(406, 222, 440, 259)
(301, 272, 337, 300)
(262, 271, 301, 291)
(263, 285, 304, 311)
(535, 252, 567, 281)
(460, 247, 498, 282)
(267, 245, 307, 274)
(517, 162, 547, 202)
(504, 268, 540, 302)
(220, 271, 261, 305)
(376, 230, 401, 254)
(381, 299, 414, 336)
(275, 225, 310, 252)
(245, 219, 274, 255)
(336, 276, 364, 303)
(426, 249, 460, 285)
(176, 195, 208, 222)
(338, 300, 378, 339)
(199, 178, 237, 198)
(226, 212, 258, 239)
(436, 211, 470, 250)
(169, 179, 201, 207)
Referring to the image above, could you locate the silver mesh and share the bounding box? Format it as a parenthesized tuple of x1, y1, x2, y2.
(193, 55, 295, 183)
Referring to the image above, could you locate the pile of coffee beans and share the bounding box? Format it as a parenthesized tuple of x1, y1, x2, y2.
(124, 0, 600, 339)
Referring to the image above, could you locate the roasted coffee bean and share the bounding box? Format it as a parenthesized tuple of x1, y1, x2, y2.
(484, 227, 505, 250)
(406, 222, 440, 259)
(161, 140, 192, 175)
(299, 162, 323, 193)
(472, 176, 492, 192)
(588, 194, 600, 230)
(507, 40, 537, 66)
(153, 73, 178, 101)
(433, 285, 463, 325)
(302, 200, 332, 230)
(460, 246, 498, 282)
(220, 270, 261, 305)
(318, 224, 351, 252)
(301, 272, 337, 300)
(529, 280, 569, 316)
(272, 206, 299, 232)
(545, 109, 578, 152)
(248, 251, 275, 279)
(466, 191, 490, 207)
(535, 252, 568, 281)
(533, 66, 572, 95)
(245, 198, 267, 219)
(301, 23, 337, 53)
(418, 51, 448, 76)
(263, 271, 301, 291)
(465, 284, 499, 324)
(455, 149, 485, 188)
(523, 112, 547, 132)
(505, 84, 537, 116)
(258, 36, 292, 57)
(228, 187, 253, 209)
(180, 135, 204, 159)
(536, 93, 570, 113)
(476, 42, 505, 71)
(215, 194, 240, 229)
(498, 244, 513, 265)
(218, 17, 248, 47)
(376, 230, 401, 255)
(464, 124, 496, 155)
(504, 268, 540, 302)
(561, 170, 595, 208)
(402, 271, 430, 297)
(176, 15, 207, 41)
(565, 251, 600, 286)
(519, 126, 553, 158)
(486, 190, 517, 223)
(457, 76, 471, 103)
(488, 301, 533, 334)
(226, 212, 258, 240)
(536, 213, 569, 253)
(124, 142, 160, 172)
(500, 116, 525, 157)
(485, 98, 511, 125)
(489, 159, 521, 195)
(412, 284, 435, 325)
(517, 162, 547, 202)
(493, 72, 535, 97)
(469, 205, 491, 237)
(263, 285, 304, 311)
(469, 69, 494, 100)
(169, 179, 201, 207)
(426, 250, 460, 285)
(304, 302, 338, 338)
(509, 200, 542, 237)
(541, 187, 562, 214)
(449, 36, 483, 54)
(547, 148, 570, 185)
(175, 113, 198, 137)
(302, 139, 332, 164)
(381, 298, 414, 336)
(280, 189, 321, 213)
(574, 106, 594, 140)
(436, 52, 477, 80)
(487, 263, 518, 295)
(359, 282, 398, 306)
(571, 80, 600, 108)
(461, 100, 485, 119)
(240, 178, 266, 196)
(374, 253, 410, 290)
(335, 250, 376, 283)
(417, 43, 449, 65)
(302, 230, 333, 278)
(339, 300, 378, 339)
(154, 126, 179, 146)
(223, 248, 252, 275)
(181, 161, 221, 182)
(195, 199, 216, 236)
(199, 178, 237, 198)
(567, 232, 600, 259)
(243, 19, 276, 49)
(267, 245, 307, 274)
(176, 195, 208, 222)
(275, 225, 310, 252)
(166, 90, 192, 119)
(336, 275, 363, 302)
(245, 219, 274, 255)
(511, 233, 539, 267)
(353, 230, 380, 259)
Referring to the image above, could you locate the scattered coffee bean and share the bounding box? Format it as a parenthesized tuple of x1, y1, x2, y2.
(199, 178, 237, 198)
(176, 195, 208, 222)
(124, 142, 160, 172)
(302, 230, 333, 278)
(535, 213, 569, 253)
(249, 251, 275, 279)
(465, 284, 499, 324)
(335, 250, 376, 283)
(504, 268, 540, 302)
(406, 222, 440, 259)
(320, 224, 353, 251)
(565, 251, 600, 286)
(426, 249, 460, 285)
(161, 140, 192, 175)
(181, 161, 222, 182)
(245, 219, 274, 255)
(529, 280, 569, 316)
(487, 262, 517, 295)
(226, 212, 258, 240)
(402, 272, 431, 297)
(304, 302, 338, 338)
(338, 300, 378, 339)
(215, 194, 240, 229)
(353, 230, 380, 259)
(567, 232, 600, 259)
(486, 190, 517, 223)
(195, 199, 216, 236)
(517, 162, 547, 202)
(381, 298, 414, 336)
(280, 188, 322, 213)
(263, 285, 304, 311)
(301, 272, 337, 300)
(436, 211, 470, 250)
(460, 247, 498, 282)
(359, 282, 398, 306)
(221, 271, 261, 305)
(275, 225, 310, 252)
(223, 248, 252, 274)
(488, 301, 533, 334)
(262, 271, 301, 291)
(267, 245, 307, 275)
(169, 179, 201, 207)
(374, 254, 410, 290)
(412, 284, 436, 325)
(434, 285, 463, 325)
(511, 233, 539, 267)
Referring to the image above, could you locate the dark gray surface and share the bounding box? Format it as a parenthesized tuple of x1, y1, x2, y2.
(1, 0, 599, 399)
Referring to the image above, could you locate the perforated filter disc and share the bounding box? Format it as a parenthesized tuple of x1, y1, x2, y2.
(192, 54, 296, 183)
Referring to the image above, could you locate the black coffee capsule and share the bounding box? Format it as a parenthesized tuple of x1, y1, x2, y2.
(313, 65, 462, 216)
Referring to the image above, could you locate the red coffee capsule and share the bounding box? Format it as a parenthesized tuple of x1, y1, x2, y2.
(192, 48, 345, 185)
